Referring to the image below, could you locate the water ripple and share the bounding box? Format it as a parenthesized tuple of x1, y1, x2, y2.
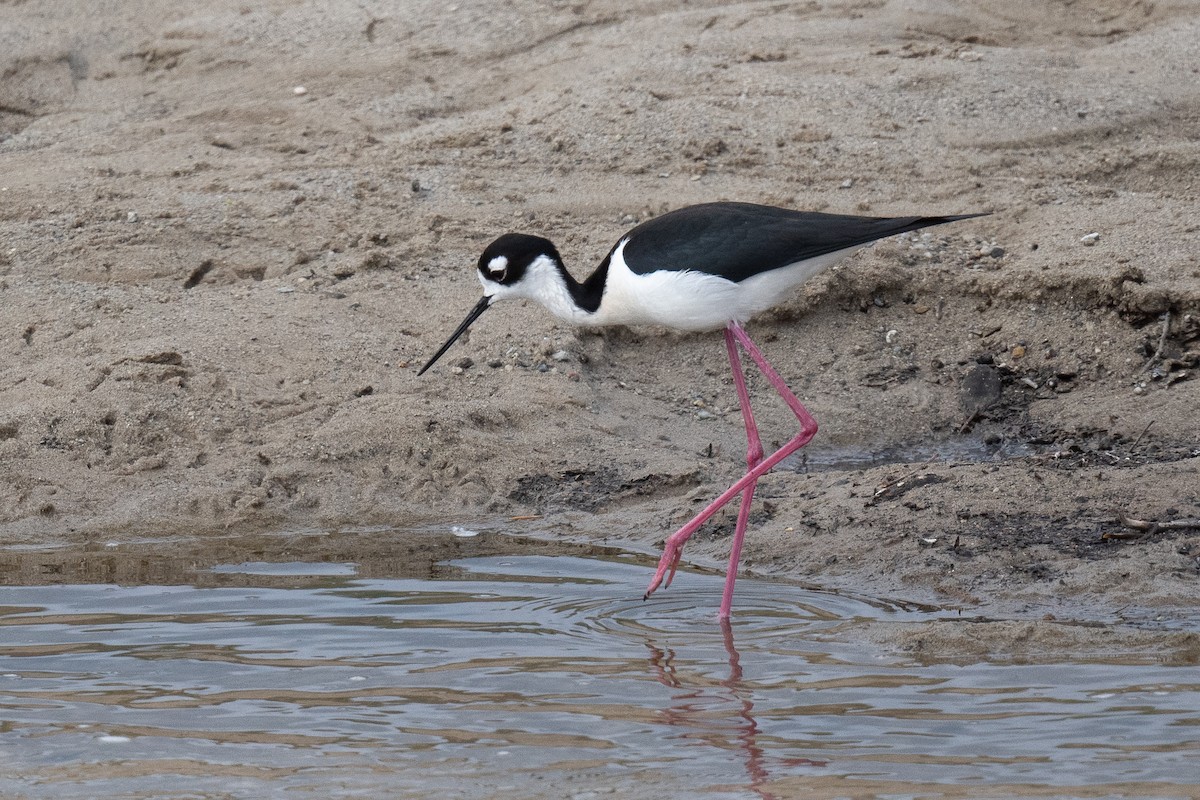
(0, 541, 1196, 800)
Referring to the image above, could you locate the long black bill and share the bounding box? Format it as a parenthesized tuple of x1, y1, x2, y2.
(417, 295, 491, 375)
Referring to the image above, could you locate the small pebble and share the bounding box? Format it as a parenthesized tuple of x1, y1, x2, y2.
(454, 357, 473, 369)
(276, 286, 295, 293)
(1080, 232, 1101, 245)
(1012, 345, 1026, 359)
(885, 329, 899, 344)
(293, 85, 308, 96)
(125, 211, 139, 223)
(551, 350, 570, 362)
(840, 178, 854, 189)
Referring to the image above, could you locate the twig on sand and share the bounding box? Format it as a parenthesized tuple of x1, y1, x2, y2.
(1103, 510, 1200, 540)
(868, 462, 943, 506)
(1129, 419, 1155, 453)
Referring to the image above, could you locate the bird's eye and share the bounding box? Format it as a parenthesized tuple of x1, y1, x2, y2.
(485, 256, 508, 282)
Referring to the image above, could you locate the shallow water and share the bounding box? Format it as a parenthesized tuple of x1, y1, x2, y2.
(1, 532, 1196, 799)
(792, 433, 1036, 473)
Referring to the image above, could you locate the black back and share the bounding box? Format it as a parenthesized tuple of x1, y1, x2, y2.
(619, 202, 984, 283)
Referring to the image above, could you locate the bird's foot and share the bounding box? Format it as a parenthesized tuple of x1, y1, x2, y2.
(644, 542, 684, 600)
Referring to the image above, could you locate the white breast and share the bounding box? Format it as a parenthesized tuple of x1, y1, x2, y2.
(588, 242, 738, 331)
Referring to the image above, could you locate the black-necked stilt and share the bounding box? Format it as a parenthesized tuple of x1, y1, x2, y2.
(420, 202, 985, 619)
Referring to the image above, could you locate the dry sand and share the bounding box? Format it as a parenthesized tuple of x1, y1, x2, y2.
(2, 0, 1198, 657)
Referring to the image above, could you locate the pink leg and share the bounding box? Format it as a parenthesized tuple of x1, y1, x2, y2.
(645, 321, 819, 617)
(720, 327, 763, 619)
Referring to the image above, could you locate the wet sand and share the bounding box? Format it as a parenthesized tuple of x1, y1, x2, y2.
(2, 1, 1198, 655)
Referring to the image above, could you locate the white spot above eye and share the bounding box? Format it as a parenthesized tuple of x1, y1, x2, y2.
(487, 255, 508, 275)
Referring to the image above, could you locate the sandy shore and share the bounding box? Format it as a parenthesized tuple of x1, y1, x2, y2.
(2, 1, 1198, 654)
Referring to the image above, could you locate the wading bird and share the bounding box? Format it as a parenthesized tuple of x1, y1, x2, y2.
(420, 202, 983, 619)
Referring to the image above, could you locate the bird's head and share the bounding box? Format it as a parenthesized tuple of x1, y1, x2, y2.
(418, 233, 564, 375)
(475, 233, 563, 301)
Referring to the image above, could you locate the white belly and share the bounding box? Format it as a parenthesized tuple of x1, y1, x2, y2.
(590, 241, 862, 331)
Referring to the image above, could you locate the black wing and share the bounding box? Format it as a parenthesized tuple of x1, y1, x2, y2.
(619, 202, 984, 283)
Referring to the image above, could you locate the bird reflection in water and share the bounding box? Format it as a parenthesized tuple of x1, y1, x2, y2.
(645, 619, 827, 799)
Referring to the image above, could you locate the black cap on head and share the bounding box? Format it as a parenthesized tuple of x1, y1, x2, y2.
(477, 233, 560, 286)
